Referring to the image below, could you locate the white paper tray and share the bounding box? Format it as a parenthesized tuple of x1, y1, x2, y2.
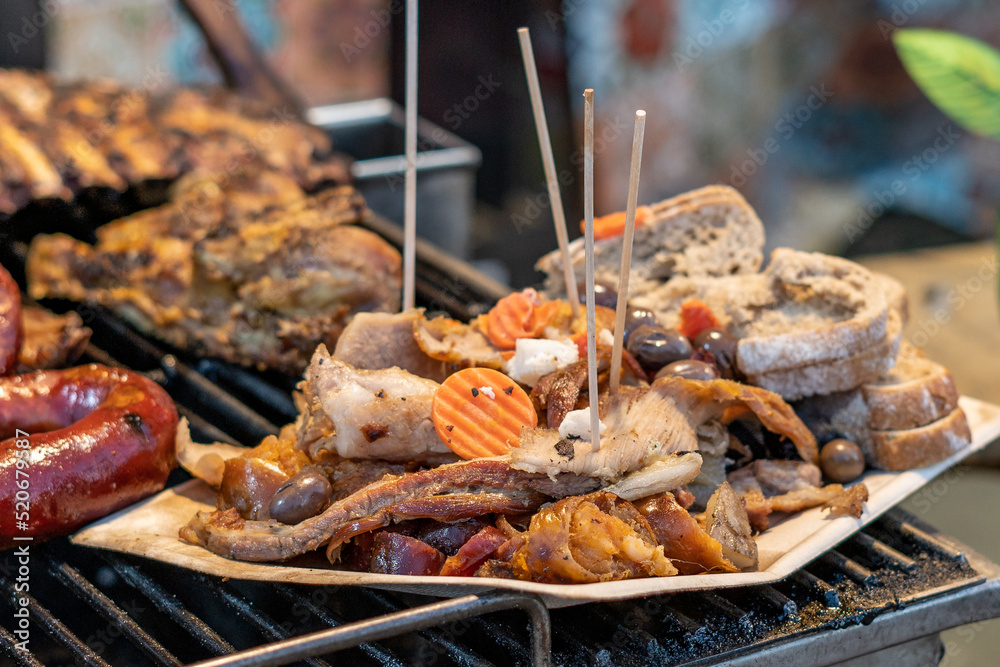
(72, 396, 1000, 609)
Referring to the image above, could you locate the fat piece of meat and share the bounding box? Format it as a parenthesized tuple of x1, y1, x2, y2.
(511, 376, 816, 481)
(302, 347, 454, 463)
(334, 309, 450, 383)
(26, 169, 401, 373)
(634, 492, 738, 575)
(15, 306, 90, 372)
(180, 458, 600, 562)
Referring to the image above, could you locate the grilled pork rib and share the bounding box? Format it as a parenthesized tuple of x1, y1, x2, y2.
(26, 169, 401, 373)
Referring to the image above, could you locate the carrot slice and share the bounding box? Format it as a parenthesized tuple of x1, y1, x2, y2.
(432, 368, 538, 459)
(486, 289, 558, 350)
(677, 299, 721, 341)
(581, 205, 652, 240)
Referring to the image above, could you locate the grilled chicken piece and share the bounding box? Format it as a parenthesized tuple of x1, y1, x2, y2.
(511, 375, 817, 481)
(303, 347, 454, 463)
(27, 169, 401, 373)
(0, 69, 349, 215)
(503, 491, 676, 583)
(180, 458, 600, 562)
(333, 309, 450, 383)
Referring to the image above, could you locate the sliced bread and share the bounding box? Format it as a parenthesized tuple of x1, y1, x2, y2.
(536, 185, 765, 299)
(747, 306, 902, 400)
(633, 248, 895, 397)
(794, 341, 969, 470)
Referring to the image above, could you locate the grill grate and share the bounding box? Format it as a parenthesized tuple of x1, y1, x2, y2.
(3, 221, 1000, 666)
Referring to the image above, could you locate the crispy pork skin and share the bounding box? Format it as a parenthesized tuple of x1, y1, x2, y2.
(180, 458, 599, 562)
(634, 493, 738, 575)
(505, 492, 676, 583)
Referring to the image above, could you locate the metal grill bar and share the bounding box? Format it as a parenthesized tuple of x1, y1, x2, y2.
(185, 593, 552, 667)
(852, 533, 918, 572)
(818, 551, 878, 588)
(1, 587, 111, 667)
(0, 624, 45, 667)
(359, 588, 494, 667)
(193, 576, 331, 667)
(46, 557, 182, 667)
(272, 586, 408, 667)
(789, 570, 840, 608)
(104, 556, 236, 657)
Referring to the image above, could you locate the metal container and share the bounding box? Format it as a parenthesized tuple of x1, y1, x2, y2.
(308, 99, 482, 259)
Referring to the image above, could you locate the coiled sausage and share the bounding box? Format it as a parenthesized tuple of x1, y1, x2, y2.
(1, 365, 178, 547)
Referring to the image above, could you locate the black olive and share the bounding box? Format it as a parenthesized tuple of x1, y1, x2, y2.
(655, 359, 720, 381)
(692, 328, 739, 379)
(268, 469, 333, 525)
(576, 281, 618, 309)
(626, 325, 692, 373)
(819, 439, 866, 483)
(622, 308, 660, 344)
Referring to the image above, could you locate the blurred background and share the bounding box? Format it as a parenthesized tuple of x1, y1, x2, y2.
(4, 0, 999, 287)
(2, 1, 1000, 663)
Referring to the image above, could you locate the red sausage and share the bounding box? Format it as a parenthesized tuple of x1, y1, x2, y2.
(0, 264, 22, 375)
(1, 365, 178, 547)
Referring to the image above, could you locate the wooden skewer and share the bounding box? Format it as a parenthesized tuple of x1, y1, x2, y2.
(583, 89, 601, 452)
(609, 110, 646, 395)
(517, 27, 581, 320)
(402, 0, 419, 311)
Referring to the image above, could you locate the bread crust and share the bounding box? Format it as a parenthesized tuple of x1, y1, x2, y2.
(862, 342, 958, 430)
(735, 249, 890, 374)
(748, 307, 901, 400)
(866, 407, 971, 471)
(536, 185, 764, 299)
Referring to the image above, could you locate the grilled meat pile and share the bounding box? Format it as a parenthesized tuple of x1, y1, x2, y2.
(0, 69, 348, 215)
(26, 168, 401, 373)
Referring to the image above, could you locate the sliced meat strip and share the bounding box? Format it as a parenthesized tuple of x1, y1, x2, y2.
(180, 458, 599, 562)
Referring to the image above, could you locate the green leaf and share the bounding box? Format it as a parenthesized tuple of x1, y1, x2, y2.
(894, 29, 1000, 139)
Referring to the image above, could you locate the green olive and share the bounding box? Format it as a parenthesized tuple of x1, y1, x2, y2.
(819, 439, 865, 483)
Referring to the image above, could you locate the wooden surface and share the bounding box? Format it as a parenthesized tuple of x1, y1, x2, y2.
(858, 242, 1000, 464)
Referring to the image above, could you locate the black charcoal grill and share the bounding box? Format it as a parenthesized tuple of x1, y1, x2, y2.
(3, 221, 1000, 667)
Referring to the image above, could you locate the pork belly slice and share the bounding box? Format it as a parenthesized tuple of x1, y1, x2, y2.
(634, 492, 738, 575)
(510, 376, 817, 481)
(333, 309, 450, 383)
(303, 346, 455, 463)
(180, 458, 600, 562)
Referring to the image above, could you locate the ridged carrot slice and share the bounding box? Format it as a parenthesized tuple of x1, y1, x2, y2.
(432, 368, 538, 459)
(485, 288, 558, 350)
(580, 205, 652, 240)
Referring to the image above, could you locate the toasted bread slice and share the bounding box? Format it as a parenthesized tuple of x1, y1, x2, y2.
(866, 407, 971, 470)
(749, 307, 902, 400)
(861, 341, 958, 430)
(734, 249, 890, 375)
(536, 185, 764, 299)
(634, 248, 893, 389)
